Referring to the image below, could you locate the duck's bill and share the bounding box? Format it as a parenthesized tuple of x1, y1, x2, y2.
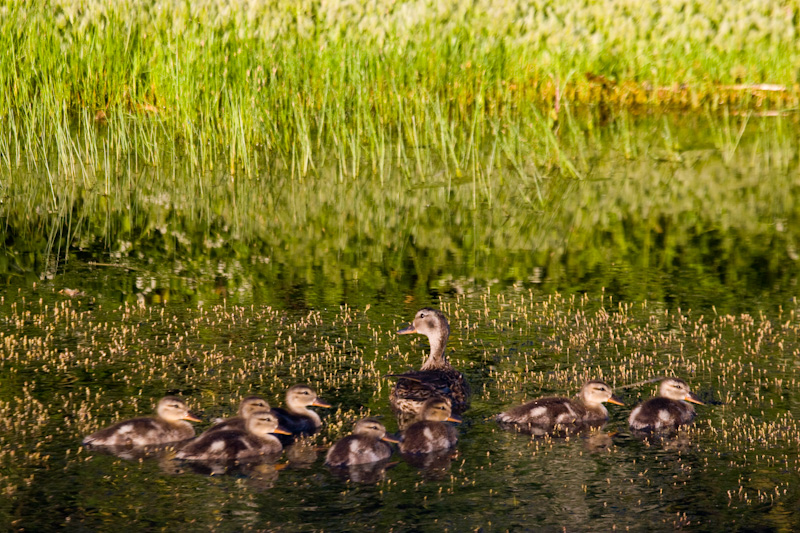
(183, 413, 203, 423)
(397, 324, 416, 335)
(606, 395, 625, 406)
(446, 415, 462, 424)
(312, 399, 332, 408)
(381, 435, 401, 444)
(684, 393, 704, 405)
(272, 426, 293, 435)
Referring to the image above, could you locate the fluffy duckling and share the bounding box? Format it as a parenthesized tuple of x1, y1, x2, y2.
(271, 385, 331, 441)
(176, 410, 290, 461)
(326, 418, 399, 467)
(497, 380, 624, 428)
(629, 377, 703, 432)
(390, 309, 471, 418)
(83, 396, 201, 447)
(399, 398, 461, 454)
(204, 396, 270, 435)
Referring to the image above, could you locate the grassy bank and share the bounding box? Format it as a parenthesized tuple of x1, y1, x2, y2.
(1, 0, 799, 174)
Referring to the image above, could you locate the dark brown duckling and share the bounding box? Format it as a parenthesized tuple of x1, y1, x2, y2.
(399, 398, 461, 454)
(271, 385, 331, 443)
(203, 396, 271, 435)
(175, 410, 290, 461)
(497, 380, 624, 428)
(390, 309, 470, 419)
(629, 377, 703, 432)
(83, 396, 201, 447)
(326, 418, 399, 467)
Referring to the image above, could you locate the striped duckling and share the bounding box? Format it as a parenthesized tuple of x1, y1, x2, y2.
(176, 409, 290, 461)
(326, 418, 399, 467)
(83, 396, 201, 447)
(497, 380, 624, 428)
(399, 398, 461, 455)
(629, 377, 703, 432)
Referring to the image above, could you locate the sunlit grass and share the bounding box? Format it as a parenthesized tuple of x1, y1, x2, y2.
(1, 0, 799, 177)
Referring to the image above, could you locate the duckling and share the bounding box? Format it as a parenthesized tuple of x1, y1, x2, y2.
(176, 410, 290, 461)
(203, 396, 270, 435)
(628, 377, 703, 432)
(497, 380, 624, 428)
(399, 398, 461, 454)
(271, 385, 331, 442)
(389, 309, 470, 419)
(83, 396, 201, 447)
(326, 418, 399, 467)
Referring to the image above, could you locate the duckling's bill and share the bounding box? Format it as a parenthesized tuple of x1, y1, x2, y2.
(397, 324, 416, 335)
(684, 393, 703, 405)
(183, 413, 203, 423)
(606, 395, 625, 406)
(273, 426, 293, 435)
(311, 398, 332, 408)
(446, 414, 462, 424)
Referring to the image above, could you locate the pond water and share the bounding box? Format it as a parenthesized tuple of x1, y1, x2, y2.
(2, 112, 800, 531)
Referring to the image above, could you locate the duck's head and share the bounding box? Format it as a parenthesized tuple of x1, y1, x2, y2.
(419, 398, 461, 423)
(353, 418, 399, 443)
(398, 308, 450, 339)
(285, 385, 332, 410)
(157, 396, 202, 423)
(238, 396, 271, 418)
(247, 410, 292, 437)
(580, 380, 624, 407)
(658, 378, 703, 404)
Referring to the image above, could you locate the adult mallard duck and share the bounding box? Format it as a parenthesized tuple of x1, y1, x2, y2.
(389, 309, 470, 419)
(325, 418, 399, 467)
(271, 385, 331, 443)
(628, 377, 703, 432)
(203, 396, 271, 435)
(176, 409, 290, 461)
(497, 380, 623, 428)
(399, 398, 461, 454)
(82, 396, 201, 447)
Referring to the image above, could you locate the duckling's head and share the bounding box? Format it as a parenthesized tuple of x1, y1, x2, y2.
(353, 418, 387, 439)
(246, 410, 291, 437)
(580, 380, 624, 407)
(419, 398, 461, 423)
(156, 396, 202, 423)
(398, 308, 450, 339)
(658, 378, 703, 404)
(238, 396, 271, 418)
(285, 385, 332, 410)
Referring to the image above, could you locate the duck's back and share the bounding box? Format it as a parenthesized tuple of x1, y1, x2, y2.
(629, 397, 695, 431)
(203, 416, 246, 435)
(326, 435, 393, 467)
(177, 430, 282, 461)
(497, 397, 586, 427)
(83, 417, 194, 447)
(399, 420, 458, 454)
(390, 369, 470, 415)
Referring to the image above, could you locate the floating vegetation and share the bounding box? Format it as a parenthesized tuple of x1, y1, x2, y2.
(1, 289, 799, 529)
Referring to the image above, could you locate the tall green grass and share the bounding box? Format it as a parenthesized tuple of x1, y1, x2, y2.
(1, 0, 798, 177)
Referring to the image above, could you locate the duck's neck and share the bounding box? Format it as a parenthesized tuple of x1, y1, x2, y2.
(420, 330, 450, 371)
(289, 404, 322, 427)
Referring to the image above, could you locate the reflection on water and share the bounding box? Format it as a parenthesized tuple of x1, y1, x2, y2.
(2, 114, 800, 530)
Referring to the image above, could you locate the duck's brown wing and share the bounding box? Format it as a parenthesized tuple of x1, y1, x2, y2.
(388, 370, 471, 413)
